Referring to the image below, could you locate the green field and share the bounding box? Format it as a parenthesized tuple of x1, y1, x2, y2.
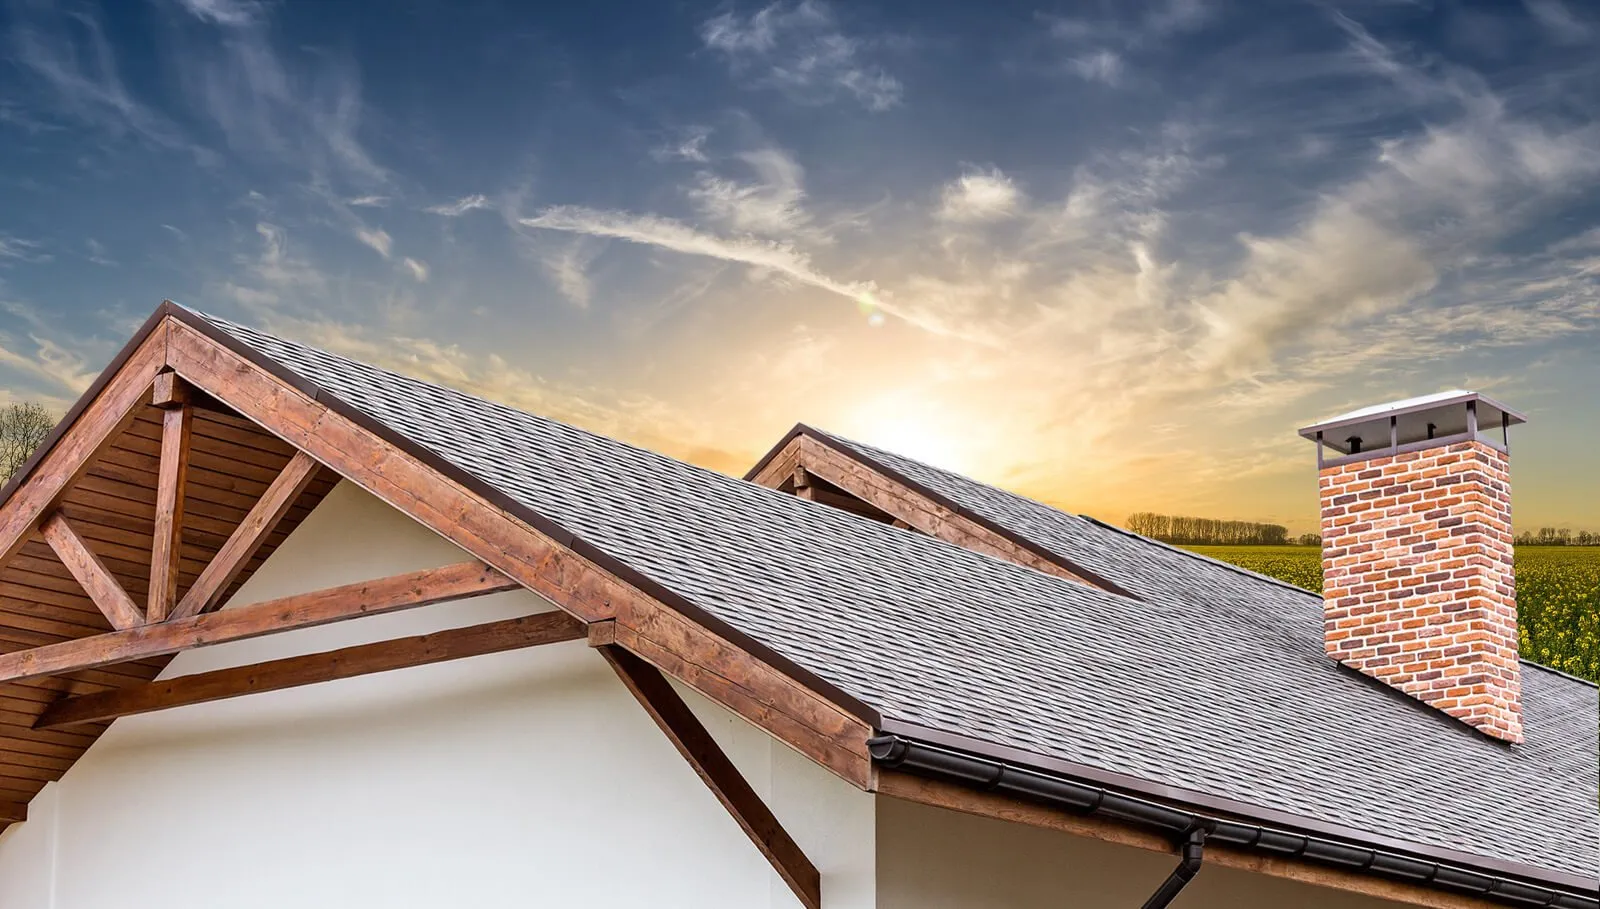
(1186, 545, 1600, 683)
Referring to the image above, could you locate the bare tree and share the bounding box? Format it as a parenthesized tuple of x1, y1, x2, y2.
(0, 402, 56, 484)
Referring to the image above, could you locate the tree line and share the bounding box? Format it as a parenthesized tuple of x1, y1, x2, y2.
(1125, 512, 1293, 546)
(1516, 528, 1600, 546)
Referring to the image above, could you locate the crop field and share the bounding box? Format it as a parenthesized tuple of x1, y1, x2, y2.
(1186, 545, 1600, 683)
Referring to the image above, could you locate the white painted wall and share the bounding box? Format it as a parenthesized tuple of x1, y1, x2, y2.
(0, 482, 874, 909)
(876, 796, 1411, 909)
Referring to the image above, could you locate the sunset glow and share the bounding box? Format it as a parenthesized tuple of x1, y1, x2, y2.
(0, 1, 1595, 536)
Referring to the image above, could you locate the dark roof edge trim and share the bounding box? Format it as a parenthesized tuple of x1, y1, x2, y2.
(165, 306, 883, 730)
(0, 301, 184, 506)
(871, 731, 1596, 909)
(747, 424, 1139, 600)
(876, 719, 1596, 896)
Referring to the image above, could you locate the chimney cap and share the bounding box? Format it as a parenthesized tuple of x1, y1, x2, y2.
(1299, 390, 1527, 456)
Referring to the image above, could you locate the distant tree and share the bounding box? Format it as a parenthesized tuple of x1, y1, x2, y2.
(1295, 533, 1322, 547)
(1126, 512, 1290, 546)
(0, 402, 55, 484)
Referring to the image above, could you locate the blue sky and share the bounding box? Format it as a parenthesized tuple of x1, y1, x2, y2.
(1, 0, 1597, 533)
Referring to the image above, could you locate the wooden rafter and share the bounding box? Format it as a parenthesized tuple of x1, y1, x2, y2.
(39, 513, 144, 631)
(148, 370, 193, 623)
(595, 633, 822, 909)
(37, 611, 584, 729)
(0, 321, 168, 571)
(0, 560, 516, 685)
(163, 315, 877, 788)
(0, 800, 24, 823)
(753, 433, 1115, 593)
(170, 449, 320, 621)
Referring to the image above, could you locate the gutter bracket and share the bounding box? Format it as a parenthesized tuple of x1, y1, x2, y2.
(1139, 825, 1208, 909)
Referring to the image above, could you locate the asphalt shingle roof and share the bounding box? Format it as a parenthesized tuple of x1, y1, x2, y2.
(199, 310, 1598, 885)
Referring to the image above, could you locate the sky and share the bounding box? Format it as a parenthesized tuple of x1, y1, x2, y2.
(0, 0, 1597, 535)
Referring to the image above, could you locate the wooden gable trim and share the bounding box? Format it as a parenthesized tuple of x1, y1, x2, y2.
(160, 312, 878, 789)
(595, 632, 822, 909)
(748, 429, 1133, 598)
(878, 773, 1518, 909)
(0, 317, 169, 570)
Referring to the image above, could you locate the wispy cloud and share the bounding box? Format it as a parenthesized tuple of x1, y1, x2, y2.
(402, 256, 428, 282)
(538, 243, 595, 308)
(1524, 0, 1594, 43)
(0, 236, 50, 265)
(688, 147, 812, 237)
(1070, 50, 1124, 86)
(8, 4, 203, 157)
(701, 1, 903, 111)
(426, 194, 492, 217)
(652, 126, 712, 163)
(347, 194, 389, 208)
(355, 227, 392, 258)
(937, 167, 1023, 223)
(520, 205, 889, 317)
(169, 0, 388, 186)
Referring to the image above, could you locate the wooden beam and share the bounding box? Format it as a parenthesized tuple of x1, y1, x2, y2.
(0, 321, 168, 572)
(775, 435, 1114, 593)
(0, 559, 516, 685)
(792, 465, 815, 501)
(148, 373, 193, 623)
(37, 611, 584, 729)
(169, 450, 320, 621)
(876, 773, 1512, 909)
(164, 316, 877, 790)
(39, 513, 144, 631)
(0, 800, 24, 823)
(596, 640, 822, 909)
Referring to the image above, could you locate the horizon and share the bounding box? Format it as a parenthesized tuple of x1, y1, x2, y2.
(2, 0, 1597, 536)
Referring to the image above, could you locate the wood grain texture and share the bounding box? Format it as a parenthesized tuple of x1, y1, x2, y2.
(147, 390, 193, 622)
(598, 642, 822, 909)
(0, 321, 168, 571)
(170, 449, 320, 621)
(165, 316, 877, 788)
(0, 560, 516, 685)
(759, 434, 1108, 591)
(38, 611, 584, 728)
(39, 514, 145, 631)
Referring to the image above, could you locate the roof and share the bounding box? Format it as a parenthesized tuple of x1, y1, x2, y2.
(193, 309, 1599, 888)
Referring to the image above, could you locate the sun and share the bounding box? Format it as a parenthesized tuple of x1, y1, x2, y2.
(845, 393, 971, 475)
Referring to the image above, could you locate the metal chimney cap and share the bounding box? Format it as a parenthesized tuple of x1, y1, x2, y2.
(1299, 391, 1527, 456)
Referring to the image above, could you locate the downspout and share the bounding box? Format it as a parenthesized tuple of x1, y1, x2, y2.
(1141, 826, 1206, 909)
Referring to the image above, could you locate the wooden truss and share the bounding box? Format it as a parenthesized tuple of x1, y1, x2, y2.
(0, 309, 837, 906)
(0, 306, 1528, 909)
(749, 430, 1127, 595)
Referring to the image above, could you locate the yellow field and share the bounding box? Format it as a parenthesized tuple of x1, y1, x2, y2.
(1187, 545, 1600, 683)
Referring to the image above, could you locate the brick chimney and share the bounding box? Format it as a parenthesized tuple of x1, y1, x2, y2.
(1300, 392, 1526, 743)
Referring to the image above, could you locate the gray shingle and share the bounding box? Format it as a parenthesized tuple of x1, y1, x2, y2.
(197, 311, 1598, 883)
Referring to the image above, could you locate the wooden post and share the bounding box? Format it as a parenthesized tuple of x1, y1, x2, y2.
(148, 371, 192, 622)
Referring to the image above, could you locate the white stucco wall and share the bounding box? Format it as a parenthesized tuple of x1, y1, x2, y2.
(876, 796, 1411, 909)
(0, 482, 874, 909)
